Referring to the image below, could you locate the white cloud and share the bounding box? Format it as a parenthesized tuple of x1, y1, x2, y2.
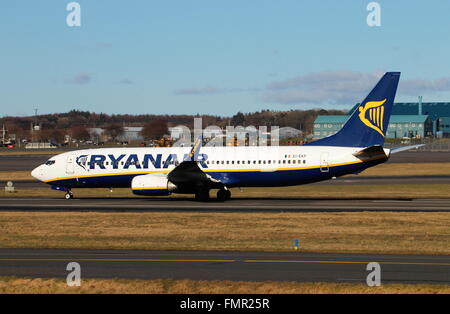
(263, 70, 450, 105)
(398, 77, 450, 95)
(264, 70, 384, 105)
(175, 70, 450, 105)
(65, 73, 92, 85)
(119, 78, 134, 85)
(174, 87, 259, 95)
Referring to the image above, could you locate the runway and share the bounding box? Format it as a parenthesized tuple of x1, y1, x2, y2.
(0, 248, 448, 284)
(0, 198, 449, 212)
(2, 175, 450, 191)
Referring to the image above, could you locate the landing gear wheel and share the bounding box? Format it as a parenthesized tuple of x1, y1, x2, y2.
(217, 189, 231, 202)
(195, 190, 210, 202)
(65, 192, 73, 200)
(225, 189, 231, 201)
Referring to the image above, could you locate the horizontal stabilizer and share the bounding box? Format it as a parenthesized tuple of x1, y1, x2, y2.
(353, 145, 388, 159)
(390, 144, 425, 154)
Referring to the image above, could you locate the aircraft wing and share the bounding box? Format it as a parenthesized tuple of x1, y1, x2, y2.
(167, 137, 224, 192)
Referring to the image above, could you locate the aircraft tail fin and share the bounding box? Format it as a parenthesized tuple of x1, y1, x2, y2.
(307, 72, 400, 147)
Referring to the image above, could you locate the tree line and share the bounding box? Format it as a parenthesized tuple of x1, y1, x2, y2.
(0, 108, 347, 142)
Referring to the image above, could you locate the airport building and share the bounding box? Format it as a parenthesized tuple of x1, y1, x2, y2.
(116, 127, 144, 142)
(313, 102, 450, 139)
(88, 126, 144, 142)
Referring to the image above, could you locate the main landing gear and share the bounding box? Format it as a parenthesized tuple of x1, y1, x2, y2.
(216, 188, 231, 202)
(194, 188, 231, 202)
(194, 190, 210, 202)
(64, 190, 74, 199)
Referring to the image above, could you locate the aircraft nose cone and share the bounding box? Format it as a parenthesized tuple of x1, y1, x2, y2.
(31, 166, 43, 181)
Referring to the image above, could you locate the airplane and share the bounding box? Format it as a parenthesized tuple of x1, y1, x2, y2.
(31, 72, 422, 201)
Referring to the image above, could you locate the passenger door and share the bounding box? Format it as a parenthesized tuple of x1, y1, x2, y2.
(66, 155, 75, 174)
(320, 152, 329, 173)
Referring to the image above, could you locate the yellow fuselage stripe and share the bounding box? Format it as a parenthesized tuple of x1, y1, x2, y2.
(43, 156, 385, 184)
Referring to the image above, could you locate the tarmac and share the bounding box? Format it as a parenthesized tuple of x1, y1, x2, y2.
(0, 248, 448, 284)
(0, 198, 449, 212)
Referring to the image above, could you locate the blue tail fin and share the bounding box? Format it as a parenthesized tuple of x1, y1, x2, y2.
(307, 72, 400, 147)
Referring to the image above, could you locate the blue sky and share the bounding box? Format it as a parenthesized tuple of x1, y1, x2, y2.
(1, 1, 450, 116)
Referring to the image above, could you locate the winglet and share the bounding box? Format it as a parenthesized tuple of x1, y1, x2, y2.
(189, 137, 202, 161)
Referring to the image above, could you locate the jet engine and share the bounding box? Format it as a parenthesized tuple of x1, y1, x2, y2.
(131, 173, 177, 196)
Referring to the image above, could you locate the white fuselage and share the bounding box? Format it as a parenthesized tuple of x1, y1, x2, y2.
(31, 145, 389, 189)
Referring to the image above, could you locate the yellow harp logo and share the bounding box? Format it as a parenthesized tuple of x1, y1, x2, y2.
(358, 99, 387, 136)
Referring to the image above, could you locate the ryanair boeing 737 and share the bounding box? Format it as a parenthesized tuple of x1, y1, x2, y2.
(31, 72, 421, 201)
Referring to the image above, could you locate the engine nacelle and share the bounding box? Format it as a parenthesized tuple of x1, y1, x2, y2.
(131, 173, 177, 196)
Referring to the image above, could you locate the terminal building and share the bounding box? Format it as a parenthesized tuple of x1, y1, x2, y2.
(313, 102, 450, 139)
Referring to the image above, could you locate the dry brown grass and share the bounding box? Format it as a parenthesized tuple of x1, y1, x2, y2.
(361, 163, 450, 177)
(0, 211, 449, 254)
(0, 277, 448, 294)
(235, 184, 450, 199)
(0, 171, 34, 181)
(0, 151, 62, 156)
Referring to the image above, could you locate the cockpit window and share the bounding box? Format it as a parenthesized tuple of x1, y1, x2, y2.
(45, 160, 56, 166)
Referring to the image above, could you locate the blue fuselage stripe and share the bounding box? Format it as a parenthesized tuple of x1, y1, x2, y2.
(47, 159, 384, 189)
